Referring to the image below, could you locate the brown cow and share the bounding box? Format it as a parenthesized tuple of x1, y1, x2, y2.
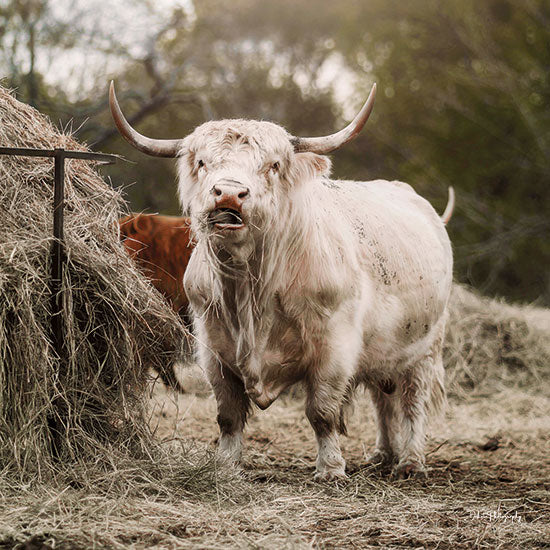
(119, 213, 195, 392)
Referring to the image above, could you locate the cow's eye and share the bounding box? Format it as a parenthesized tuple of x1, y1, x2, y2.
(198, 159, 205, 169)
(271, 161, 280, 173)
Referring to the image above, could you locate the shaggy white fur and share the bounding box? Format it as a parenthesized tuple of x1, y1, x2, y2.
(177, 118, 453, 480)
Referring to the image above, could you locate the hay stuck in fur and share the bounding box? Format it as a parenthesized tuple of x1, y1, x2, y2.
(0, 86, 188, 478)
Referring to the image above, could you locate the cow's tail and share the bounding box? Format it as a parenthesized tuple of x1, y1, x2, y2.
(440, 186, 455, 225)
(429, 359, 447, 417)
(428, 315, 447, 417)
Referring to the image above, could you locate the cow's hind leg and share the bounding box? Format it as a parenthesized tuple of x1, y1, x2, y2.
(367, 382, 399, 468)
(394, 363, 430, 478)
(208, 361, 250, 465)
(394, 326, 446, 479)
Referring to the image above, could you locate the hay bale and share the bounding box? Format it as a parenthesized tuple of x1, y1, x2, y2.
(0, 86, 188, 478)
(444, 284, 550, 396)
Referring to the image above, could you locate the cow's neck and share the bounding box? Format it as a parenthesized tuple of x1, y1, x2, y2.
(207, 241, 275, 368)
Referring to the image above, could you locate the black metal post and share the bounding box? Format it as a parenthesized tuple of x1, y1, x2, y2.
(0, 146, 117, 354)
(51, 149, 66, 360)
(0, 146, 116, 361)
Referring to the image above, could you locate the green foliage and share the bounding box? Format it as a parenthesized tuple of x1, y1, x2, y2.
(336, 0, 550, 304)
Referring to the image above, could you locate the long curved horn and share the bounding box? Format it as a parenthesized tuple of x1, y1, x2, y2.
(109, 81, 182, 158)
(292, 83, 377, 154)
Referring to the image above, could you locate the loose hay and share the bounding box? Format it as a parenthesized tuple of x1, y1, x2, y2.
(445, 284, 550, 396)
(0, 85, 189, 479)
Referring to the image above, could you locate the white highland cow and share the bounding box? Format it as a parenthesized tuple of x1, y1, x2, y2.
(110, 82, 453, 480)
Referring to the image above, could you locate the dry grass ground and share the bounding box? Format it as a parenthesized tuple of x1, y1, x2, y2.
(2, 364, 548, 549)
(148, 369, 550, 549)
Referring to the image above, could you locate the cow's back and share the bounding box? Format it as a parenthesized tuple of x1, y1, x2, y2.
(322, 179, 453, 367)
(346, 179, 451, 292)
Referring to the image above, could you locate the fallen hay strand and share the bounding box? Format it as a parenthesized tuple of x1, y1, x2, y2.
(0, 85, 189, 479)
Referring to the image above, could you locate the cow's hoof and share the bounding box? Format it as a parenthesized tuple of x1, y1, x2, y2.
(393, 461, 427, 480)
(217, 453, 240, 469)
(314, 469, 348, 482)
(217, 433, 243, 467)
(216, 446, 242, 468)
(366, 449, 395, 468)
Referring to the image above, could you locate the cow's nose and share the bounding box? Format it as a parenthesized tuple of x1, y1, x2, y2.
(211, 183, 250, 206)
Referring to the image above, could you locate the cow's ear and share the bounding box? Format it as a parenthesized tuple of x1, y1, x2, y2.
(118, 215, 133, 238)
(134, 215, 154, 234)
(293, 152, 332, 181)
(308, 153, 332, 176)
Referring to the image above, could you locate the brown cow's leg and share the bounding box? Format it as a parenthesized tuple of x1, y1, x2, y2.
(208, 362, 250, 465)
(156, 363, 186, 394)
(305, 372, 349, 481)
(367, 384, 399, 468)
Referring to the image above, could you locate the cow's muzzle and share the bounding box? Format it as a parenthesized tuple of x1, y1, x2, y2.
(208, 182, 249, 231)
(208, 207, 244, 230)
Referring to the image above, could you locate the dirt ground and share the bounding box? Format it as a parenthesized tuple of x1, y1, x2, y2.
(144, 366, 550, 549)
(1, 365, 548, 550)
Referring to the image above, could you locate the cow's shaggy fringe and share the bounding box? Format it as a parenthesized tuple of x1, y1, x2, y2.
(0, 86, 189, 480)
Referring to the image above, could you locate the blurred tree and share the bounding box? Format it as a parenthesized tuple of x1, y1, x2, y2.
(1, 0, 50, 108)
(0, 0, 548, 304)
(329, 0, 550, 303)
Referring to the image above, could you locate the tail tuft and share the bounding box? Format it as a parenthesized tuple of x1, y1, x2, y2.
(440, 186, 455, 225)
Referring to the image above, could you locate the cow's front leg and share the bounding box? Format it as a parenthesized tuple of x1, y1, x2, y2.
(207, 360, 250, 466)
(305, 373, 349, 481)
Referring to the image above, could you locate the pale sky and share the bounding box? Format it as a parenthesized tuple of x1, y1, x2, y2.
(10, 0, 362, 111)
(36, 0, 194, 98)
